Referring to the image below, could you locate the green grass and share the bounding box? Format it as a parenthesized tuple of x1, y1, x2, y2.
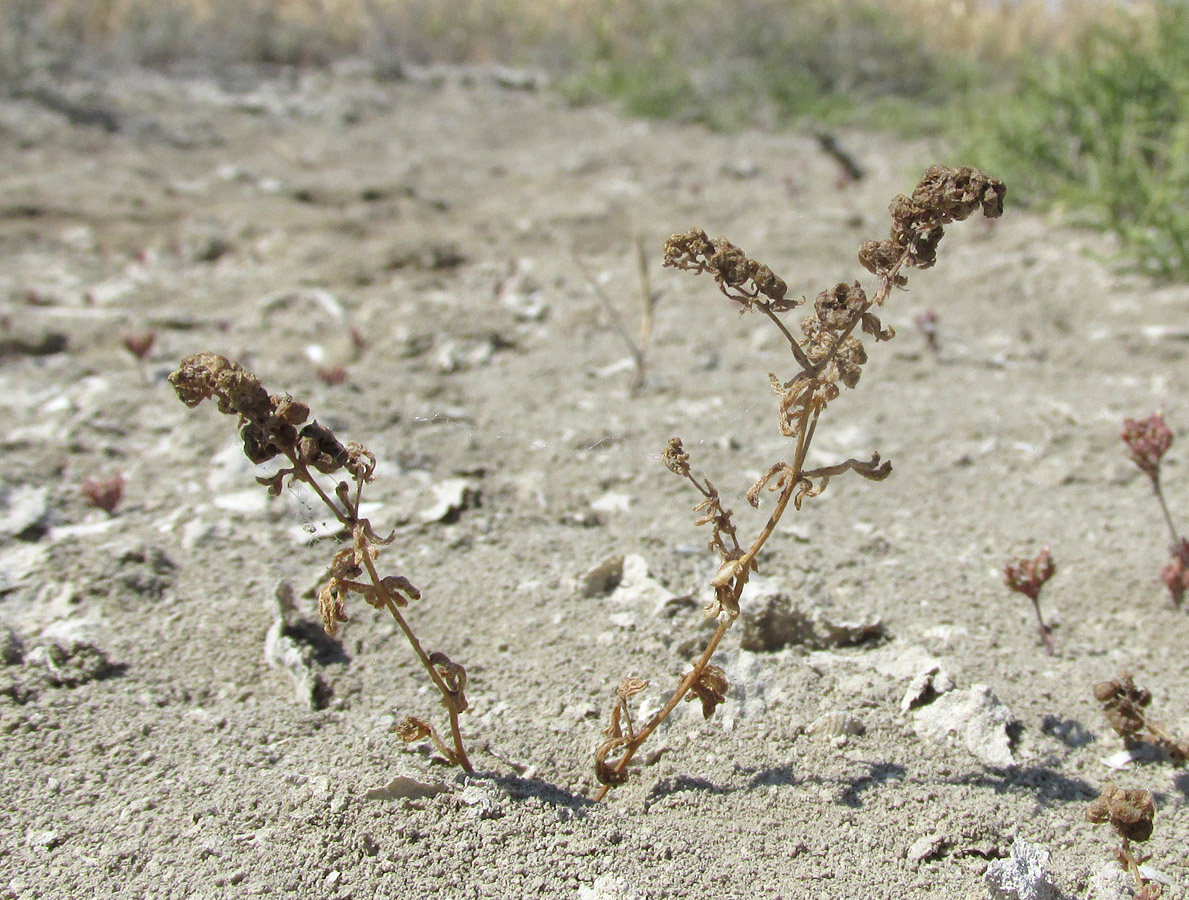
(962, 4, 1189, 281)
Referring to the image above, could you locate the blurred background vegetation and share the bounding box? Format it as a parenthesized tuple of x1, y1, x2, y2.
(2, 0, 1186, 280)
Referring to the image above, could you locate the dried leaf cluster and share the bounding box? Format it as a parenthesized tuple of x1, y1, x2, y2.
(593, 165, 1006, 798)
(1095, 672, 1189, 763)
(1086, 784, 1163, 899)
(169, 352, 472, 771)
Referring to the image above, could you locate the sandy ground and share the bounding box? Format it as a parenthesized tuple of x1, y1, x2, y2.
(1, 63, 1188, 900)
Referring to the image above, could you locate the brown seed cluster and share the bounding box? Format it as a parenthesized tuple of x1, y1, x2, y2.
(861, 164, 1006, 275)
(1095, 672, 1189, 763)
(663, 228, 794, 311)
(170, 352, 371, 481)
(1004, 545, 1056, 603)
(1086, 784, 1156, 843)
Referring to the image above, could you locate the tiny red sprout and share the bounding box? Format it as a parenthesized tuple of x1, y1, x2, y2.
(1003, 545, 1055, 602)
(913, 309, 939, 353)
(317, 366, 348, 386)
(1004, 545, 1057, 653)
(122, 332, 156, 360)
(80, 474, 125, 514)
(1122, 410, 1173, 483)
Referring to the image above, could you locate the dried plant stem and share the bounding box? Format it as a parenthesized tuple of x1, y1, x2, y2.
(596, 166, 1006, 797)
(574, 226, 659, 395)
(169, 353, 473, 773)
(593, 617, 731, 802)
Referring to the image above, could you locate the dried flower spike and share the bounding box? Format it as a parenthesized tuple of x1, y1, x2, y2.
(80, 474, 125, 514)
(1004, 545, 1056, 654)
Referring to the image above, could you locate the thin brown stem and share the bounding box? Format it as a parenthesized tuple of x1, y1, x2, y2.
(593, 616, 732, 801)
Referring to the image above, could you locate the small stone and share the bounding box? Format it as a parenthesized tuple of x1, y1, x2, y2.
(420, 478, 480, 523)
(984, 838, 1056, 900)
(901, 665, 956, 713)
(807, 711, 866, 738)
(364, 775, 450, 801)
(913, 684, 1016, 767)
(907, 833, 946, 867)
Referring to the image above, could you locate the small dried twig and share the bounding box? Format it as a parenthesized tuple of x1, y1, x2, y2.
(1004, 545, 1057, 654)
(593, 165, 1006, 798)
(1086, 784, 1163, 898)
(1094, 672, 1189, 764)
(169, 353, 472, 771)
(574, 224, 660, 395)
(1122, 410, 1188, 607)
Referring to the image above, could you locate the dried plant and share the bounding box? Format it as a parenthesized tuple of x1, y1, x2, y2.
(169, 353, 472, 771)
(1003, 545, 1057, 654)
(1086, 784, 1163, 898)
(593, 165, 1006, 798)
(122, 330, 156, 383)
(1095, 672, 1189, 764)
(574, 226, 660, 395)
(80, 473, 125, 514)
(1122, 409, 1189, 606)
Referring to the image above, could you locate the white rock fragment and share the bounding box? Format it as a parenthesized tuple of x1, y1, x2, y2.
(263, 582, 327, 709)
(984, 838, 1057, 900)
(582, 555, 624, 597)
(901, 665, 956, 714)
(577, 874, 642, 900)
(420, 478, 480, 523)
(906, 833, 946, 867)
(457, 782, 505, 819)
(590, 491, 632, 513)
(1101, 749, 1139, 770)
(1087, 861, 1133, 900)
(912, 684, 1016, 767)
(0, 483, 49, 539)
(364, 775, 450, 801)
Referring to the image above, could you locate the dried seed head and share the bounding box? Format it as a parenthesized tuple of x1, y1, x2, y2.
(1095, 672, 1152, 739)
(394, 715, 432, 743)
(662, 437, 690, 477)
(617, 677, 650, 700)
(873, 165, 1006, 272)
(1122, 410, 1173, 483)
(685, 664, 729, 719)
(1086, 784, 1156, 843)
(170, 352, 272, 422)
(814, 281, 866, 331)
(1003, 546, 1056, 602)
(296, 421, 349, 474)
(663, 230, 791, 310)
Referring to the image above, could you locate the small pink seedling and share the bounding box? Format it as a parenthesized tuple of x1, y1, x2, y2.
(81, 474, 125, 514)
(1004, 545, 1056, 654)
(1122, 409, 1187, 607)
